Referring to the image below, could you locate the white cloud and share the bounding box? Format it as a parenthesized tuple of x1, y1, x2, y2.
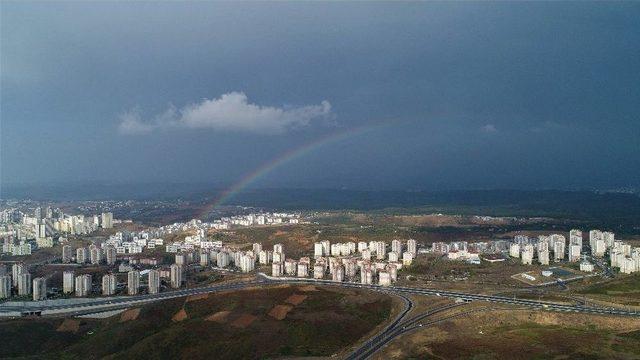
(481, 124, 498, 133)
(118, 92, 332, 135)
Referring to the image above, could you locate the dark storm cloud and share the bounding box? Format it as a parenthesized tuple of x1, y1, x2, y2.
(1, 2, 639, 190)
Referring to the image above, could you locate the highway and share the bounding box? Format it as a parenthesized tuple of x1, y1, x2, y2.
(260, 275, 640, 317)
(1, 273, 639, 318)
(347, 302, 466, 360)
(0, 280, 262, 317)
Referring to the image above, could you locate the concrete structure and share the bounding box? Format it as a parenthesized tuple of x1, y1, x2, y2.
(127, 270, 140, 295)
(101, 212, 113, 229)
(76, 247, 89, 264)
(102, 274, 117, 295)
(509, 243, 520, 258)
(148, 270, 160, 294)
(0, 275, 11, 299)
(391, 239, 402, 255)
(580, 262, 595, 272)
(378, 271, 392, 286)
(569, 245, 581, 262)
(175, 253, 186, 266)
(402, 251, 413, 266)
(313, 263, 324, 279)
(216, 252, 230, 268)
(375, 241, 387, 260)
(259, 250, 272, 265)
(75, 274, 92, 297)
(170, 264, 183, 289)
(407, 239, 417, 256)
(332, 265, 344, 282)
(11, 263, 25, 288)
(90, 247, 102, 265)
(297, 263, 309, 278)
(273, 243, 284, 254)
(18, 272, 32, 296)
(538, 249, 550, 265)
(553, 240, 565, 261)
(361, 269, 374, 285)
(62, 245, 73, 263)
(314, 242, 323, 259)
(63, 271, 75, 294)
(32, 277, 47, 301)
(272, 262, 283, 277)
(239, 253, 255, 273)
(521, 245, 534, 265)
(284, 259, 297, 276)
(105, 246, 117, 265)
(199, 252, 210, 267)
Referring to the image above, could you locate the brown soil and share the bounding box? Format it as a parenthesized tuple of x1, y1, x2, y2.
(172, 309, 188, 322)
(186, 293, 209, 302)
(205, 310, 231, 323)
(268, 305, 293, 320)
(56, 319, 80, 333)
(285, 294, 308, 306)
(231, 314, 257, 328)
(298, 285, 318, 292)
(119, 308, 141, 322)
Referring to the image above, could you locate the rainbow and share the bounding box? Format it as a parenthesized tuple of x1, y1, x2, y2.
(198, 123, 386, 216)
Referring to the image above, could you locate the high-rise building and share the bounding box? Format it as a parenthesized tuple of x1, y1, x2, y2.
(375, 241, 387, 260)
(0, 275, 11, 299)
(391, 239, 403, 255)
(407, 239, 417, 255)
(148, 270, 160, 294)
(62, 245, 73, 263)
(105, 246, 117, 265)
(101, 212, 113, 229)
(76, 247, 89, 264)
(175, 253, 186, 266)
(569, 245, 581, 262)
(32, 277, 47, 301)
(273, 243, 284, 254)
(272, 262, 283, 277)
(11, 263, 25, 287)
(18, 272, 32, 296)
(37, 222, 46, 238)
(63, 271, 75, 294)
(102, 274, 117, 295)
(170, 264, 183, 289)
(127, 270, 140, 295)
(521, 245, 534, 265)
(75, 274, 92, 297)
(199, 252, 209, 267)
(216, 252, 230, 268)
(314, 242, 323, 259)
(90, 247, 102, 265)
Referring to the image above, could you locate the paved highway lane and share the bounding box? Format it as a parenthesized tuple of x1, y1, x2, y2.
(2, 274, 638, 318)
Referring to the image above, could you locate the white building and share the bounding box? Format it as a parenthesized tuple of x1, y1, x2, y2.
(509, 243, 520, 258)
(407, 239, 417, 256)
(32, 277, 46, 301)
(170, 264, 183, 288)
(127, 270, 140, 295)
(148, 270, 160, 294)
(102, 274, 117, 295)
(18, 272, 31, 296)
(63, 271, 75, 294)
(75, 274, 92, 297)
(0, 275, 11, 299)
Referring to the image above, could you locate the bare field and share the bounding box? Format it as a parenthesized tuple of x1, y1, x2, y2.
(374, 307, 640, 359)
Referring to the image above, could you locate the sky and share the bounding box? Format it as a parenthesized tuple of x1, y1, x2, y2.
(2, 2, 639, 192)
